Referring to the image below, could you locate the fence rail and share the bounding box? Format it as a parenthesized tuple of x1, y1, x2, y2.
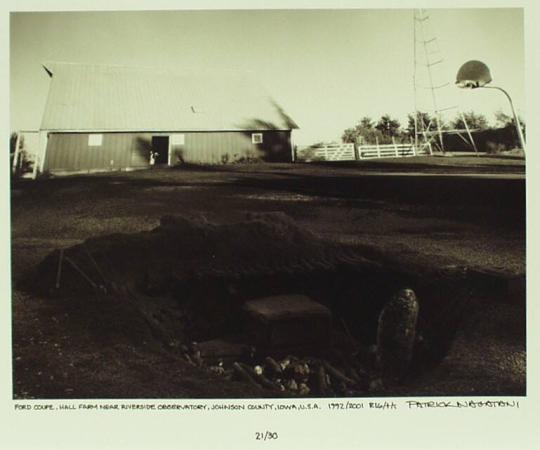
(296, 143, 356, 161)
(358, 143, 432, 159)
(296, 142, 432, 162)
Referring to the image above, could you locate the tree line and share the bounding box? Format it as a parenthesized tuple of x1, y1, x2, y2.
(342, 110, 524, 145)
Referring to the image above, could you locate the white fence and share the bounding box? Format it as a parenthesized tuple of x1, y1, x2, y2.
(358, 142, 432, 159)
(296, 142, 432, 162)
(296, 143, 356, 161)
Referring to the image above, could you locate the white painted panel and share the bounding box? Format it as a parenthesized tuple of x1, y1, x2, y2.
(171, 133, 185, 145)
(88, 134, 103, 146)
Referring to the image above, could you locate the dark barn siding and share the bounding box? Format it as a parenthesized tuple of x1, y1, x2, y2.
(171, 131, 292, 164)
(171, 132, 254, 165)
(44, 133, 151, 173)
(44, 130, 292, 173)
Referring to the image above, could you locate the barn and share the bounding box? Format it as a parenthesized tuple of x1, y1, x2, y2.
(37, 62, 298, 174)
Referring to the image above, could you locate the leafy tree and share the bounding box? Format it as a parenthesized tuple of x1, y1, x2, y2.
(450, 111, 489, 130)
(494, 110, 513, 128)
(494, 109, 526, 137)
(359, 116, 374, 129)
(342, 116, 383, 144)
(342, 127, 358, 144)
(343, 115, 407, 145)
(358, 127, 386, 145)
(406, 111, 437, 137)
(375, 115, 401, 139)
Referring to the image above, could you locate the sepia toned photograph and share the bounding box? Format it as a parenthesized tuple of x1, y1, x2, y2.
(10, 7, 525, 401)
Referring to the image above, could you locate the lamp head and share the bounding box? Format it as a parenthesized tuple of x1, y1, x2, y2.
(456, 60, 492, 89)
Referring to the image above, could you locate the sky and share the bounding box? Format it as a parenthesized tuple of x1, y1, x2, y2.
(10, 8, 524, 144)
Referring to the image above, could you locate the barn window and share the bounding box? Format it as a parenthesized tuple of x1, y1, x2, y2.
(88, 134, 103, 146)
(171, 134, 185, 145)
(252, 133, 263, 144)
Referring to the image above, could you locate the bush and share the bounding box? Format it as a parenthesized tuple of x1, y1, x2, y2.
(295, 146, 325, 162)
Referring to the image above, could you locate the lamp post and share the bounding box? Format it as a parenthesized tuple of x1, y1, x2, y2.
(456, 60, 525, 152)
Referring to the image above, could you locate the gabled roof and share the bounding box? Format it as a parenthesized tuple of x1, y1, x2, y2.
(40, 62, 298, 132)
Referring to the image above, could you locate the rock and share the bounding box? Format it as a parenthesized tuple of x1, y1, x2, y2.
(209, 366, 225, 376)
(376, 288, 419, 381)
(279, 358, 291, 371)
(296, 363, 310, 380)
(284, 361, 310, 382)
(264, 357, 283, 376)
(286, 379, 298, 391)
(298, 383, 310, 396)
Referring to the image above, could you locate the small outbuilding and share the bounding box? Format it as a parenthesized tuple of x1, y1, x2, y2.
(37, 62, 298, 174)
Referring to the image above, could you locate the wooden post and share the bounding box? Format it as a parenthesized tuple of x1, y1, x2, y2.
(32, 154, 39, 180)
(167, 135, 172, 166)
(290, 131, 296, 163)
(376, 137, 380, 158)
(408, 137, 414, 157)
(38, 131, 48, 175)
(392, 137, 399, 157)
(12, 133, 21, 175)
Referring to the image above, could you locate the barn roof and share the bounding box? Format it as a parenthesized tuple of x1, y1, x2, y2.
(40, 62, 298, 132)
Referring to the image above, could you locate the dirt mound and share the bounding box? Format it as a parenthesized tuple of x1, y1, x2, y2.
(28, 213, 387, 346)
(31, 212, 375, 298)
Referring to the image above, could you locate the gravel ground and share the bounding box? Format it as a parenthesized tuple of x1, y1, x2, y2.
(11, 158, 526, 398)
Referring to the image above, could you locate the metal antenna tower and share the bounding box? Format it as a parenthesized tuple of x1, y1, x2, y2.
(413, 9, 477, 153)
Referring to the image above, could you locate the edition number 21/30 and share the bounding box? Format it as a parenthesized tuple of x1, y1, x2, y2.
(255, 431, 278, 441)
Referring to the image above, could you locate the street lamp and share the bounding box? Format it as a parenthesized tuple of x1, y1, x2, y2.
(456, 60, 526, 152)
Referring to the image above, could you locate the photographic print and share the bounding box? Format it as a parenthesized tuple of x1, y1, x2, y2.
(10, 7, 525, 403)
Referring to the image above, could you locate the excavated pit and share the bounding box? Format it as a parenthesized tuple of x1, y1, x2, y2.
(27, 212, 476, 395)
